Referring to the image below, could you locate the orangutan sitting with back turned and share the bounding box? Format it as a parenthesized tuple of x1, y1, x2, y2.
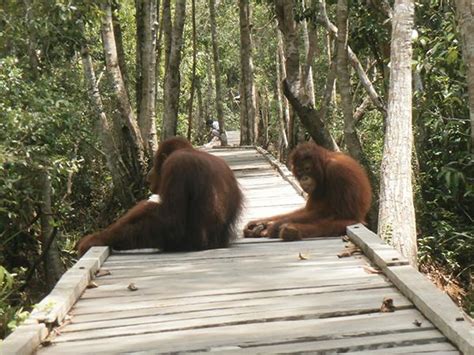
(244, 142, 372, 241)
(77, 137, 243, 256)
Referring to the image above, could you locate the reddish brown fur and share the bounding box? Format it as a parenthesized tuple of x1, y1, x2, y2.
(78, 137, 243, 256)
(244, 142, 372, 240)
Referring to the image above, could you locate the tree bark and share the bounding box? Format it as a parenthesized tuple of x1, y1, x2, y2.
(318, 0, 386, 114)
(275, 42, 289, 151)
(187, 0, 197, 141)
(301, 0, 317, 107)
(80, 40, 135, 206)
(112, 0, 131, 99)
(209, 0, 228, 145)
(455, 0, 474, 148)
(336, 0, 363, 161)
(162, 0, 186, 139)
(378, 0, 417, 266)
(40, 170, 64, 290)
(137, 0, 159, 157)
(276, 25, 291, 150)
(23, 0, 40, 77)
(100, 1, 147, 182)
(275, 0, 337, 151)
(239, 0, 256, 145)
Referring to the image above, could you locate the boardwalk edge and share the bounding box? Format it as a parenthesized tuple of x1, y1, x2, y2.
(254, 146, 306, 197)
(347, 224, 474, 355)
(0, 246, 110, 355)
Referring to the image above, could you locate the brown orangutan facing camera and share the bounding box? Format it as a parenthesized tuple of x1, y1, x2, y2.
(244, 142, 372, 241)
(77, 137, 243, 256)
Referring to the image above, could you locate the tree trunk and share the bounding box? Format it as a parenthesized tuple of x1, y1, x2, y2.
(137, 0, 159, 157)
(275, 0, 337, 151)
(40, 170, 64, 290)
(275, 42, 289, 152)
(209, 0, 228, 145)
(336, 0, 363, 161)
(100, 1, 147, 184)
(23, 0, 40, 77)
(378, 0, 417, 266)
(112, 0, 131, 99)
(162, 0, 186, 139)
(239, 0, 256, 145)
(455, 0, 474, 148)
(301, 0, 317, 107)
(187, 0, 197, 141)
(276, 25, 290, 151)
(80, 40, 135, 206)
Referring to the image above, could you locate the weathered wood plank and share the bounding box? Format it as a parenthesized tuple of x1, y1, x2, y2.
(222, 329, 452, 354)
(347, 224, 474, 355)
(37, 310, 440, 354)
(0, 323, 48, 355)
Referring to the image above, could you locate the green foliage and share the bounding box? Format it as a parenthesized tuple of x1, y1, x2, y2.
(413, 0, 473, 288)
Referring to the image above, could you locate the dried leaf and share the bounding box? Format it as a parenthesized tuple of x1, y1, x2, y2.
(363, 265, 382, 274)
(413, 319, 422, 327)
(96, 269, 111, 277)
(86, 281, 99, 289)
(128, 282, 138, 291)
(298, 252, 309, 260)
(337, 245, 361, 258)
(380, 297, 395, 312)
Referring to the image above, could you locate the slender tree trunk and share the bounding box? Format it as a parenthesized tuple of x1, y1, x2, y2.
(239, 0, 256, 145)
(275, 43, 289, 151)
(276, 0, 337, 151)
(40, 170, 64, 289)
(301, 0, 316, 107)
(378, 0, 417, 266)
(100, 1, 147, 182)
(80, 40, 135, 206)
(276, 25, 290, 149)
(209, 0, 228, 145)
(187, 0, 197, 141)
(137, 0, 159, 156)
(23, 0, 40, 77)
(155, 2, 165, 113)
(336, 0, 363, 160)
(455, 0, 474, 148)
(318, 0, 386, 114)
(112, 1, 131, 99)
(162, 0, 186, 139)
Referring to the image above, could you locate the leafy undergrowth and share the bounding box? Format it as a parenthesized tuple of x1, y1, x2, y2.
(420, 261, 473, 319)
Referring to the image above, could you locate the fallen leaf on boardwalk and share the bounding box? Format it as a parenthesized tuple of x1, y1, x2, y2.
(128, 282, 138, 291)
(380, 297, 395, 312)
(86, 281, 99, 289)
(337, 243, 361, 258)
(298, 252, 309, 260)
(413, 319, 422, 327)
(363, 265, 382, 274)
(96, 269, 111, 277)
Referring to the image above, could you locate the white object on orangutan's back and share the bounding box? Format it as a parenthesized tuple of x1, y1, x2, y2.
(148, 194, 162, 203)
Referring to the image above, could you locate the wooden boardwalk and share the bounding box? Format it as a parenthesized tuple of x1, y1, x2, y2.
(3, 144, 473, 354)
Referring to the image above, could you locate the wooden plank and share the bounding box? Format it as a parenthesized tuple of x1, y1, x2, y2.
(36, 310, 439, 354)
(60, 287, 407, 339)
(347, 224, 474, 355)
(351, 342, 458, 354)
(29, 247, 110, 324)
(0, 323, 48, 355)
(1, 247, 110, 355)
(224, 329, 451, 353)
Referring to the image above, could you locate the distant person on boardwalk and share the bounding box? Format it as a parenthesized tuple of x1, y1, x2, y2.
(205, 119, 222, 147)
